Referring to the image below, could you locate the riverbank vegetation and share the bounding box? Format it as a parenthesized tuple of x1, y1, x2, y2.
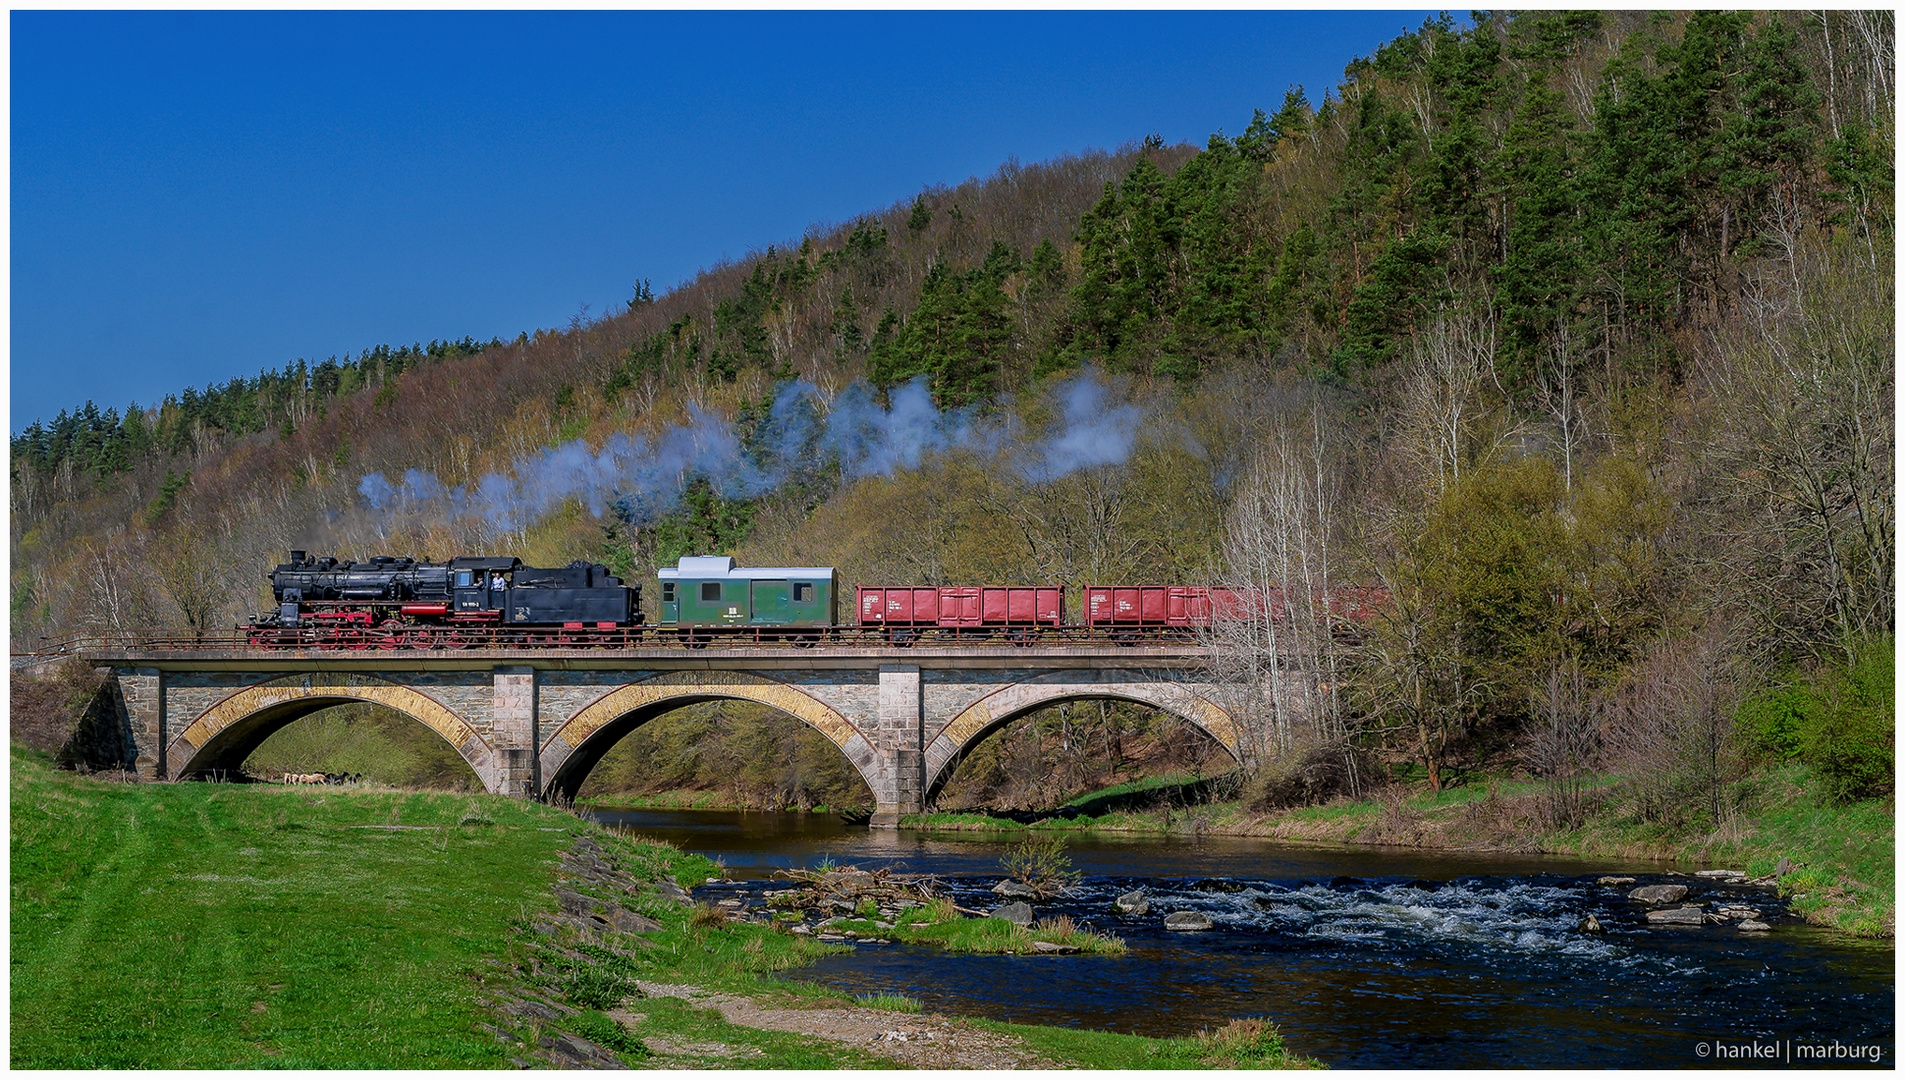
(9, 744, 1312, 1068)
(14, 9, 1893, 941)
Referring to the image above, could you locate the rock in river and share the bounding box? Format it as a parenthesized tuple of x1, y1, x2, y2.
(1737, 920, 1772, 932)
(1578, 914, 1605, 934)
(991, 902, 1035, 926)
(1628, 884, 1689, 905)
(1597, 876, 1636, 887)
(992, 880, 1040, 900)
(1164, 911, 1214, 931)
(1645, 907, 1707, 926)
(1115, 889, 1149, 916)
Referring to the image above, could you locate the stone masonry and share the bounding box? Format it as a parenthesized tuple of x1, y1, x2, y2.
(88, 645, 1242, 826)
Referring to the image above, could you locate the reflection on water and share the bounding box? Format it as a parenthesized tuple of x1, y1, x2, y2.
(592, 807, 1895, 1069)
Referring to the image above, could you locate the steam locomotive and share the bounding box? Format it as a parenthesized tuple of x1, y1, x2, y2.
(247, 550, 641, 648)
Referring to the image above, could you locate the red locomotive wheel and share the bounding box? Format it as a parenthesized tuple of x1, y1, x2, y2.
(441, 632, 468, 650)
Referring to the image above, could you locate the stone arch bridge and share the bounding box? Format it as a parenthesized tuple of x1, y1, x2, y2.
(83, 644, 1239, 825)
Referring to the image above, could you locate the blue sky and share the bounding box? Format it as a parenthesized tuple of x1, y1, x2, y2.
(11, 10, 1437, 431)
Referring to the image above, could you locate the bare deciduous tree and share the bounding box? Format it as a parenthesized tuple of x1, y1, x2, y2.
(1396, 309, 1497, 495)
(1599, 625, 1744, 828)
(1701, 238, 1894, 660)
(1202, 400, 1357, 795)
(1525, 656, 1595, 830)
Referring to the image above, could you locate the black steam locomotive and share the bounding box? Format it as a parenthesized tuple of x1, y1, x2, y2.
(247, 550, 641, 648)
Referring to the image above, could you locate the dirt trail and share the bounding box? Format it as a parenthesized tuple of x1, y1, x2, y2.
(633, 981, 1056, 1069)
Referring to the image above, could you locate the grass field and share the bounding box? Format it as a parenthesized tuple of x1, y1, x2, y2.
(10, 745, 1317, 1068)
(10, 744, 576, 1067)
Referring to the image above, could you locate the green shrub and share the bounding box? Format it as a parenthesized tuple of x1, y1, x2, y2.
(559, 961, 639, 1010)
(999, 833, 1081, 895)
(570, 1011, 650, 1059)
(1735, 636, 1894, 804)
(1737, 682, 1812, 763)
(1194, 1018, 1295, 1068)
(1802, 636, 1894, 803)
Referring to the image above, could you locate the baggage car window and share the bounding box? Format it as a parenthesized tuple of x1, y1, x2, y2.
(700, 581, 722, 602)
(661, 583, 675, 602)
(794, 583, 814, 603)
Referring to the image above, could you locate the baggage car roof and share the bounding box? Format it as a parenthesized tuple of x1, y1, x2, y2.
(658, 556, 834, 582)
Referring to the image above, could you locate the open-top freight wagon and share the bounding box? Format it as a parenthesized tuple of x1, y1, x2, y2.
(855, 585, 1065, 645)
(1083, 583, 1386, 643)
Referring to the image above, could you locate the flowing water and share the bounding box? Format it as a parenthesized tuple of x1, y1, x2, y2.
(591, 808, 1894, 1069)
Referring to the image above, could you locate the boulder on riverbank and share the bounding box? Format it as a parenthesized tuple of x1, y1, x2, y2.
(1628, 884, 1689, 905)
(1164, 911, 1214, 931)
(991, 902, 1035, 926)
(1115, 889, 1149, 916)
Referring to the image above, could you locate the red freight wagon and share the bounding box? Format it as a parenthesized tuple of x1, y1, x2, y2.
(857, 586, 1065, 628)
(1084, 585, 1258, 627)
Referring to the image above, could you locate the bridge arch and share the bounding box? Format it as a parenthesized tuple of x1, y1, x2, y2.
(539, 671, 879, 803)
(167, 673, 493, 784)
(923, 673, 1242, 804)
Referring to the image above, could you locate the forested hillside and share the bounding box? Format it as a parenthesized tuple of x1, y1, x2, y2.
(14, 12, 1893, 819)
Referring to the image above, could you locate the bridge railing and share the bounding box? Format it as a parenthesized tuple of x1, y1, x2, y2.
(13, 625, 1216, 658)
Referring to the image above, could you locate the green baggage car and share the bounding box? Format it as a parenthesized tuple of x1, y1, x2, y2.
(656, 556, 837, 644)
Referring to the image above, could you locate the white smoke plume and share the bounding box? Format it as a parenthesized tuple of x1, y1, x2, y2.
(357, 370, 1145, 533)
(1014, 375, 1145, 483)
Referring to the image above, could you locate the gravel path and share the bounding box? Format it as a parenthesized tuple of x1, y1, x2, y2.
(634, 981, 1055, 1069)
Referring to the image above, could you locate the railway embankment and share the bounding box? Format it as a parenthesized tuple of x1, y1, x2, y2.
(10, 744, 1314, 1069)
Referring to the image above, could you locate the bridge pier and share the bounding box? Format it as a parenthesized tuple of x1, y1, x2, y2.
(117, 667, 165, 778)
(870, 664, 924, 827)
(492, 667, 540, 797)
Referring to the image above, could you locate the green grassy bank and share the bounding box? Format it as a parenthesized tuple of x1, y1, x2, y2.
(10, 744, 570, 1067)
(900, 765, 1895, 939)
(10, 746, 1314, 1068)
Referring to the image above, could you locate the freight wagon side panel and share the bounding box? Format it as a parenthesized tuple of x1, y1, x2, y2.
(937, 587, 978, 626)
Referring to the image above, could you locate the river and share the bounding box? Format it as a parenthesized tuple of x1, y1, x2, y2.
(590, 807, 1894, 1069)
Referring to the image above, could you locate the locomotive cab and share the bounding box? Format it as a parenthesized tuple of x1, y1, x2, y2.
(450, 556, 519, 617)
